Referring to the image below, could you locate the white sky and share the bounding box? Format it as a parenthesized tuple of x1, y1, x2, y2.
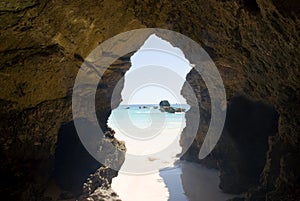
(121, 34, 192, 105)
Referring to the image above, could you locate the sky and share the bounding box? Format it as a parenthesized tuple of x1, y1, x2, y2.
(120, 34, 192, 105)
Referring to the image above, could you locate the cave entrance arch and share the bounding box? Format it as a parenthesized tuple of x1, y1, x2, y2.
(108, 34, 193, 164)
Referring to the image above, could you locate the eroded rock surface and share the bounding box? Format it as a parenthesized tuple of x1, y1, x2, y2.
(0, 0, 299, 201)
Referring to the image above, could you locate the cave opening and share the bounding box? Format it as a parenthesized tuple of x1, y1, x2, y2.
(106, 34, 234, 201)
(52, 34, 255, 201)
(108, 34, 192, 201)
(108, 34, 192, 157)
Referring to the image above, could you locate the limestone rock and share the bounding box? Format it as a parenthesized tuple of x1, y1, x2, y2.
(0, 0, 299, 201)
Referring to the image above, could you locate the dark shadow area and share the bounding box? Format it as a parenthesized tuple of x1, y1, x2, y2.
(272, 0, 300, 17)
(243, 0, 260, 13)
(54, 53, 132, 198)
(180, 68, 280, 194)
(218, 96, 279, 193)
(182, 94, 279, 194)
(54, 120, 101, 196)
(180, 161, 235, 201)
(218, 0, 260, 14)
(159, 164, 187, 201)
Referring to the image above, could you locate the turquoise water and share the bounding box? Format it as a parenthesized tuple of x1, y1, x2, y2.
(108, 104, 189, 143)
(110, 104, 189, 125)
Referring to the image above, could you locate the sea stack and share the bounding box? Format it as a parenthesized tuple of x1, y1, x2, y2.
(159, 100, 171, 107)
(159, 100, 175, 113)
(159, 100, 186, 113)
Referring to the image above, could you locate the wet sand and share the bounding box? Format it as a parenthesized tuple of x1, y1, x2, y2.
(112, 160, 235, 201)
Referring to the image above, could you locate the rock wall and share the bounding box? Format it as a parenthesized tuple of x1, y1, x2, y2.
(174, 0, 300, 200)
(0, 0, 299, 201)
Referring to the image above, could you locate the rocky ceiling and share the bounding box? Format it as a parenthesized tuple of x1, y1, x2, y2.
(0, 0, 299, 200)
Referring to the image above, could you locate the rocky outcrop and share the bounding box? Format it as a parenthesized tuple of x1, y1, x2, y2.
(0, 0, 299, 201)
(160, 106, 175, 113)
(159, 100, 171, 107)
(159, 100, 174, 113)
(159, 100, 186, 113)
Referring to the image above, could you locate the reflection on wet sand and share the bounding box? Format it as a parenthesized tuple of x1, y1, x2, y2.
(160, 161, 236, 201)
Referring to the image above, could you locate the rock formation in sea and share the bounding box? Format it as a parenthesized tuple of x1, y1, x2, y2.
(159, 100, 174, 113)
(159, 100, 185, 113)
(159, 100, 171, 107)
(0, 0, 299, 201)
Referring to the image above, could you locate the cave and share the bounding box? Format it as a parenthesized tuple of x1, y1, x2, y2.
(0, 0, 299, 201)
